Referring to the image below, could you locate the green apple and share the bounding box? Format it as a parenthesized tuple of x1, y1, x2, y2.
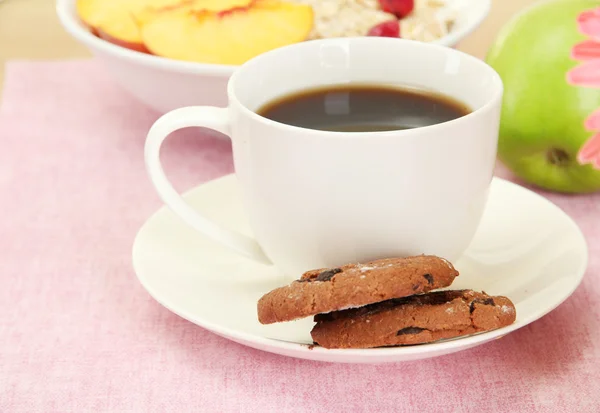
(486, 0, 600, 193)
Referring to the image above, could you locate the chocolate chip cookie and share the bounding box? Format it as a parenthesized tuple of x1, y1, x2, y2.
(310, 290, 517, 349)
(257, 255, 458, 324)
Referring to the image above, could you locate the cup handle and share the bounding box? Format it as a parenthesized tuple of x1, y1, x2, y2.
(144, 106, 271, 264)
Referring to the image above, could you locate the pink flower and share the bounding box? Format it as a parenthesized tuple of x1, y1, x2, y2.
(577, 8, 600, 40)
(578, 132, 600, 169)
(571, 39, 600, 61)
(566, 7, 600, 169)
(584, 107, 600, 130)
(568, 7, 600, 87)
(581, 108, 600, 169)
(567, 59, 600, 87)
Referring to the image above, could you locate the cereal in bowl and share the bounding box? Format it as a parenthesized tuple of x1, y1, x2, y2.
(293, 0, 456, 41)
(77, 0, 457, 65)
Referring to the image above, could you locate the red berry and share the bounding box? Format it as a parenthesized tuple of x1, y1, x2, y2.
(367, 20, 401, 37)
(378, 0, 414, 19)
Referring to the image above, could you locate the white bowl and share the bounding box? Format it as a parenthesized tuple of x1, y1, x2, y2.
(56, 0, 491, 114)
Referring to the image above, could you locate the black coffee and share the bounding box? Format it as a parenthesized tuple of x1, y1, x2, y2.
(257, 84, 471, 132)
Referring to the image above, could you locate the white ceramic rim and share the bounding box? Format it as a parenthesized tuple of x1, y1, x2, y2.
(227, 36, 504, 139)
(55, 0, 491, 77)
(132, 177, 589, 362)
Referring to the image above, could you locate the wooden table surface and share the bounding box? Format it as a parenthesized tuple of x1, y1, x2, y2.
(0, 0, 538, 90)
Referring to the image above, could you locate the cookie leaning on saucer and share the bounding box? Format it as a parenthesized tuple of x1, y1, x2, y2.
(257, 255, 458, 324)
(311, 290, 517, 349)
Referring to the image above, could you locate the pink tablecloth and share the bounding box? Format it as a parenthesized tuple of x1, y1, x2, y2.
(1, 60, 599, 413)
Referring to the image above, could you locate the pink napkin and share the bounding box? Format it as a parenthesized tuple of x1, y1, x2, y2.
(1, 60, 599, 413)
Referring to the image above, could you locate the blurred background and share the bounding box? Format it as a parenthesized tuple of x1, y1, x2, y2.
(0, 0, 537, 87)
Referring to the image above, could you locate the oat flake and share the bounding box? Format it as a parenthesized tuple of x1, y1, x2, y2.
(291, 0, 456, 41)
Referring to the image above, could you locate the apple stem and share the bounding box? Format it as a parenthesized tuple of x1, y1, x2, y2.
(547, 148, 570, 166)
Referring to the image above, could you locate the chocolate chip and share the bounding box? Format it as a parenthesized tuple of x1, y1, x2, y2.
(315, 268, 343, 282)
(470, 298, 496, 313)
(483, 298, 496, 306)
(298, 268, 342, 283)
(423, 273, 434, 285)
(397, 327, 426, 336)
(297, 268, 342, 283)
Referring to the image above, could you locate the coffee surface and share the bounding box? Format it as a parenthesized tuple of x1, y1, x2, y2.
(257, 84, 471, 132)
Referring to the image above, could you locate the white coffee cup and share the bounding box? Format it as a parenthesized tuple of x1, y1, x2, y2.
(145, 37, 503, 277)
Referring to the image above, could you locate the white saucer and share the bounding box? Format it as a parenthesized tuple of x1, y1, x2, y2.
(132, 175, 588, 364)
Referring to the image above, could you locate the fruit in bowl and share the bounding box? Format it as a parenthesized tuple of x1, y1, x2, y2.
(141, 1, 314, 65)
(76, 0, 460, 65)
(77, 0, 314, 64)
(57, 0, 490, 113)
(77, 0, 256, 53)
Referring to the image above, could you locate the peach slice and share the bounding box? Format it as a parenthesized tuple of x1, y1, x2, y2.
(137, 0, 254, 23)
(76, 0, 252, 52)
(141, 0, 314, 65)
(77, 0, 178, 51)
